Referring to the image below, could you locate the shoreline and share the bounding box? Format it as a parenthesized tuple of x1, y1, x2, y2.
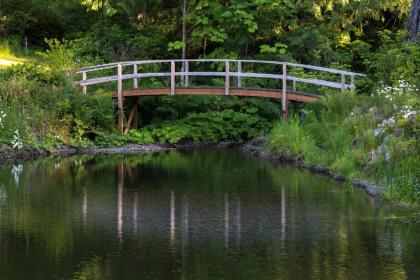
(0, 139, 385, 200)
(239, 137, 385, 198)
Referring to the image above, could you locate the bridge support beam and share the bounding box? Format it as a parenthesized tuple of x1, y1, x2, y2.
(117, 64, 124, 134)
(282, 64, 288, 121)
(124, 101, 138, 134)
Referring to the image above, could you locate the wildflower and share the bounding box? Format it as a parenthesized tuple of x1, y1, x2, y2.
(386, 117, 395, 126)
(374, 128, 385, 137)
(11, 129, 23, 150)
(0, 111, 6, 129)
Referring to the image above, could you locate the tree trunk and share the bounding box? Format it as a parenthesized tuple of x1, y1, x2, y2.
(407, 0, 420, 41)
(181, 0, 187, 85)
(182, 0, 187, 60)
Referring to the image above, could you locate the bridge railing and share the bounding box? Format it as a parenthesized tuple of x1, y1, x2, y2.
(74, 59, 365, 93)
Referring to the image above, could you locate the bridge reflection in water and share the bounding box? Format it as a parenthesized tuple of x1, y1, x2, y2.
(81, 162, 289, 251)
(96, 162, 261, 278)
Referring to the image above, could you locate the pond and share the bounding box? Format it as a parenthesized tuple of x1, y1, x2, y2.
(0, 149, 419, 280)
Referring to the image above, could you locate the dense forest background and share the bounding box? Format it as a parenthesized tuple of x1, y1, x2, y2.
(0, 0, 416, 75)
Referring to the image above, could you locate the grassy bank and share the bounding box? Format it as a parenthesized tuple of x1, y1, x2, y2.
(267, 85, 419, 206)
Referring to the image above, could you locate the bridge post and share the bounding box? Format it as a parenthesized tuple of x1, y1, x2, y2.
(341, 73, 346, 93)
(117, 64, 124, 133)
(292, 79, 296, 92)
(237, 61, 242, 88)
(225, 61, 230, 95)
(171, 60, 176, 96)
(350, 74, 355, 89)
(82, 71, 87, 94)
(184, 61, 189, 87)
(133, 64, 138, 89)
(282, 63, 288, 120)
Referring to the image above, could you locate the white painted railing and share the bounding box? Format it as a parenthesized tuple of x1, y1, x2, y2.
(75, 59, 365, 92)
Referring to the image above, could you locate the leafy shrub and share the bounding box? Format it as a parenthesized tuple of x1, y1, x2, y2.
(384, 175, 420, 206)
(37, 39, 76, 71)
(94, 130, 154, 147)
(365, 30, 420, 87)
(149, 109, 270, 144)
(0, 62, 66, 85)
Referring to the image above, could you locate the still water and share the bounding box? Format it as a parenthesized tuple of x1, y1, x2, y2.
(0, 149, 419, 280)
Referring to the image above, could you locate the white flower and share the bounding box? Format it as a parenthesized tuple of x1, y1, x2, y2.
(11, 129, 23, 150)
(387, 118, 395, 126)
(374, 128, 385, 137)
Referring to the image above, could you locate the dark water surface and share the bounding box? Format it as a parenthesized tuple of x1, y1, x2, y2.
(0, 149, 419, 280)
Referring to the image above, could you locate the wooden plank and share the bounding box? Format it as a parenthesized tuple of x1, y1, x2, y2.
(171, 60, 176, 96)
(225, 61, 230, 95)
(114, 88, 319, 103)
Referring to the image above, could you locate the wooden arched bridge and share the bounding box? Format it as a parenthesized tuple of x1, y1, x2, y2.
(74, 59, 365, 133)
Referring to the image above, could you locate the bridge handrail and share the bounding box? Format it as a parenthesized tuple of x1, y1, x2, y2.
(78, 72, 346, 90)
(75, 59, 365, 77)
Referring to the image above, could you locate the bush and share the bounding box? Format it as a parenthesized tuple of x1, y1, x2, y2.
(0, 62, 66, 85)
(149, 109, 271, 144)
(384, 175, 420, 206)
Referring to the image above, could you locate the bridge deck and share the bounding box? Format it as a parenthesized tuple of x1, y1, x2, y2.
(113, 88, 319, 103)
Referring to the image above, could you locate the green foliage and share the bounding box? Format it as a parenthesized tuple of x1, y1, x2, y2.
(0, 62, 66, 85)
(365, 30, 420, 86)
(94, 130, 154, 147)
(150, 109, 270, 144)
(384, 175, 420, 206)
(0, 63, 118, 149)
(37, 39, 76, 70)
